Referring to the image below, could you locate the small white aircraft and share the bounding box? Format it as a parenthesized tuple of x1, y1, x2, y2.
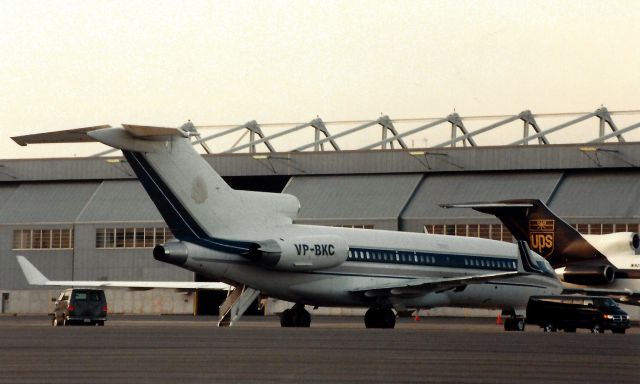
(442, 199, 640, 305)
(13, 124, 562, 328)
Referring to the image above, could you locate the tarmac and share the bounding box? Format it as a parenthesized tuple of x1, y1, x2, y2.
(0, 315, 638, 384)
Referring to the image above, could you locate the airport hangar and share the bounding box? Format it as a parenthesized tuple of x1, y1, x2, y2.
(2, 108, 640, 317)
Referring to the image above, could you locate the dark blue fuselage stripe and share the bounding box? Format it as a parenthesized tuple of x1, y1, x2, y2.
(123, 151, 254, 254)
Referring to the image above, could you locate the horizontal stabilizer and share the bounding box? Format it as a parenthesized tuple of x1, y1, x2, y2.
(122, 124, 187, 138)
(11, 125, 111, 146)
(16, 256, 230, 290)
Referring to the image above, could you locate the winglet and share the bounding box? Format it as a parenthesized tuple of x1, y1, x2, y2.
(16, 256, 50, 285)
(516, 240, 542, 274)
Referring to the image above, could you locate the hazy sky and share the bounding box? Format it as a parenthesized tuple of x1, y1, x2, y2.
(1, 0, 639, 157)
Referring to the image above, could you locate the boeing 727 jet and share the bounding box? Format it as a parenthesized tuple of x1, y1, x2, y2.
(13, 124, 562, 328)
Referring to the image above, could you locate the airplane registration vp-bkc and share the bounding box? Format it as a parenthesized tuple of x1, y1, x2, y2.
(13, 124, 562, 329)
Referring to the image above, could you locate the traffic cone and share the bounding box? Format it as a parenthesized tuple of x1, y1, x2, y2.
(496, 313, 503, 325)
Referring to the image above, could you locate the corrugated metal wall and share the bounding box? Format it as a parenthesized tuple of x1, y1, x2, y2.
(283, 174, 422, 230)
(0, 182, 100, 224)
(549, 170, 640, 221)
(400, 172, 564, 232)
(76, 181, 163, 223)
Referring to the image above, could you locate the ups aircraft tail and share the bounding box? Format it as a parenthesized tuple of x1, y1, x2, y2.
(441, 199, 610, 268)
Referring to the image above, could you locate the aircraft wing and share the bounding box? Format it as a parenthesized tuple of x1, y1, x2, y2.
(562, 287, 640, 306)
(350, 271, 518, 297)
(16, 256, 230, 291)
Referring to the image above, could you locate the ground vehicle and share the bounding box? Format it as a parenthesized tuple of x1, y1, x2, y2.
(52, 288, 107, 326)
(526, 295, 630, 333)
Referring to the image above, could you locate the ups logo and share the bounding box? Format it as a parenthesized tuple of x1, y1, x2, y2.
(529, 219, 554, 258)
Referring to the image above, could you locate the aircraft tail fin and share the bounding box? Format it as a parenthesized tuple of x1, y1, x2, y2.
(442, 199, 605, 268)
(89, 124, 300, 246)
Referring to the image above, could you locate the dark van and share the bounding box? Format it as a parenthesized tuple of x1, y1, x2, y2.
(52, 288, 108, 326)
(526, 295, 630, 334)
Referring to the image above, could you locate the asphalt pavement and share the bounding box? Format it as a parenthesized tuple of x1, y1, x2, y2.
(0, 315, 638, 384)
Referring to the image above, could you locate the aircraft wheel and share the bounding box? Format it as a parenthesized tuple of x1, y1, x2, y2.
(364, 307, 396, 329)
(503, 317, 525, 332)
(293, 308, 311, 327)
(280, 309, 294, 327)
(591, 323, 603, 334)
(280, 306, 310, 327)
(380, 308, 396, 329)
(543, 323, 556, 332)
(364, 307, 381, 328)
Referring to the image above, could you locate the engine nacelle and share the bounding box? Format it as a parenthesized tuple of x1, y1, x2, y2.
(153, 240, 215, 267)
(582, 232, 640, 256)
(559, 265, 615, 285)
(255, 235, 349, 271)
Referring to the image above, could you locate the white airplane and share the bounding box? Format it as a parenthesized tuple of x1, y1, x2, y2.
(442, 199, 640, 305)
(13, 124, 562, 328)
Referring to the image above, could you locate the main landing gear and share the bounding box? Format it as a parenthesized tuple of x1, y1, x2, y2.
(364, 307, 396, 329)
(280, 303, 311, 327)
(501, 308, 525, 332)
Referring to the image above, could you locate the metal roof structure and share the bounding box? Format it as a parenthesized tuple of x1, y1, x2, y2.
(93, 106, 640, 156)
(4, 141, 640, 183)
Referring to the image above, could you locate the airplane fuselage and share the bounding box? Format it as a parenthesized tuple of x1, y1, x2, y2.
(177, 224, 562, 311)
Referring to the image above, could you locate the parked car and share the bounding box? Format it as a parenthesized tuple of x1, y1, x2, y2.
(52, 288, 107, 326)
(526, 295, 630, 334)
